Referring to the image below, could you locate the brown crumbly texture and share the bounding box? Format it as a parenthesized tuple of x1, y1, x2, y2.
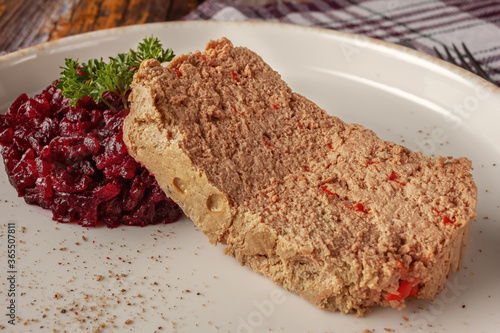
(123, 38, 478, 315)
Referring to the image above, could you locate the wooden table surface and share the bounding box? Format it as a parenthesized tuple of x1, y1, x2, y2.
(0, 0, 205, 54)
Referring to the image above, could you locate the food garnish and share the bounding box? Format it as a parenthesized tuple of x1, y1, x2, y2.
(0, 36, 182, 228)
(56, 36, 174, 109)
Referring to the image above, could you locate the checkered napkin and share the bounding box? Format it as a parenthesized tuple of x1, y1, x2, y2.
(185, 0, 500, 85)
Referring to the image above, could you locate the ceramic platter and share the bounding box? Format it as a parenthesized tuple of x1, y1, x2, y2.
(0, 21, 499, 332)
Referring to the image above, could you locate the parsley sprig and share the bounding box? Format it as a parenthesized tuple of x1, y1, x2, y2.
(56, 36, 174, 109)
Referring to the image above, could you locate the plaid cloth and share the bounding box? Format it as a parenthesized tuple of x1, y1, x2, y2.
(185, 0, 500, 85)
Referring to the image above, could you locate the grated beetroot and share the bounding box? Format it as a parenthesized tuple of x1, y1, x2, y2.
(0, 82, 183, 228)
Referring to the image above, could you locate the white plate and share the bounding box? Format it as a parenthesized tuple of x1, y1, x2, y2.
(1, 21, 499, 333)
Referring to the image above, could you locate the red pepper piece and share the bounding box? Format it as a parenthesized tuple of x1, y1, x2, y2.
(348, 202, 370, 214)
(443, 215, 455, 225)
(231, 72, 240, 82)
(271, 104, 279, 111)
(320, 185, 338, 198)
(389, 171, 405, 186)
(434, 208, 456, 225)
(389, 171, 400, 181)
(174, 69, 182, 78)
(303, 165, 310, 172)
(297, 120, 304, 129)
(367, 161, 381, 165)
(386, 280, 413, 301)
(262, 136, 272, 147)
(386, 278, 419, 301)
(327, 143, 333, 150)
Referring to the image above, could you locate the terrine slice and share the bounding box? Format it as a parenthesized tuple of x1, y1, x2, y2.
(123, 38, 477, 315)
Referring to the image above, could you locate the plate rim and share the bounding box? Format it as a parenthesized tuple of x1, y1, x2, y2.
(0, 20, 499, 94)
(0, 19, 498, 333)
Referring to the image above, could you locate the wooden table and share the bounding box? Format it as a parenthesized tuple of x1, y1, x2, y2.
(0, 0, 205, 54)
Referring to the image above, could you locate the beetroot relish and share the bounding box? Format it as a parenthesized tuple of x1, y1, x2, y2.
(0, 82, 183, 228)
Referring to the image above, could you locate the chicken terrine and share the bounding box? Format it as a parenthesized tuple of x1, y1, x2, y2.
(123, 38, 477, 315)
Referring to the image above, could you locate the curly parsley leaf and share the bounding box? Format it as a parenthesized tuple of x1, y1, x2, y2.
(127, 36, 175, 68)
(56, 36, 175, 109)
